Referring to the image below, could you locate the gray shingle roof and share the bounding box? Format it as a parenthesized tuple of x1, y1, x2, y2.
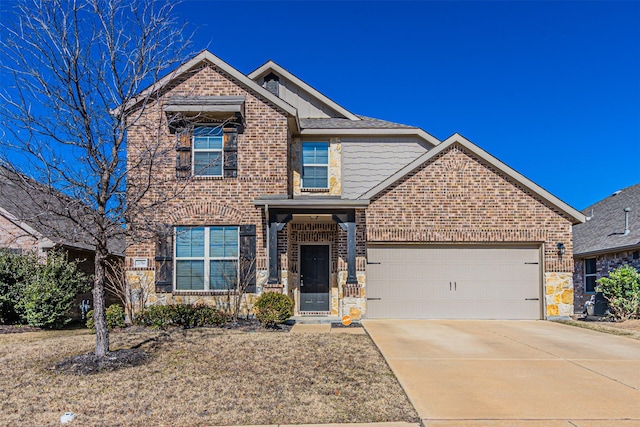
(300, 115, 417, 130)
(573, 183, 640, 256)
(0, 166, 124, 254)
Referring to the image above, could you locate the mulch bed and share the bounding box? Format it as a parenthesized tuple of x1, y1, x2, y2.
(52, 348, 151, 375)
(0, 324, 43, 334)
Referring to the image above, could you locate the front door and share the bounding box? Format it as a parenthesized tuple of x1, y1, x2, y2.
(300, 245, 330, 312)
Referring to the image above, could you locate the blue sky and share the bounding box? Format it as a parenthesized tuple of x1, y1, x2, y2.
(174, 0, 639, 210)
(1, 1, 638, 210)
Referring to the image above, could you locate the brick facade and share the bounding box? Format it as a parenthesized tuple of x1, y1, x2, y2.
(574, 251, 640, 312)
(0, 213, 41, 254)
(125, 55, 580, 320)
(126, 63, 290, 302)
(366, 144, 575, 317)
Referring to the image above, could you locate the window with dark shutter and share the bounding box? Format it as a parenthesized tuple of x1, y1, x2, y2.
(239, 225, 256, 293)
(223, 128, 238, 178)
(175, 128, 192, 179)
(155, 229, 173, 293)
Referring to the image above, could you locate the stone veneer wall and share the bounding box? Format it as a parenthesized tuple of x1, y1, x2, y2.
(291, 137, 342, 196)
(366, 144, 575, 318)
(126, 61, 289, 306)
(573, 250, 640, 313)
(284, 211, 367, 319)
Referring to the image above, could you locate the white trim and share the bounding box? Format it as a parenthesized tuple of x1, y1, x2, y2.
(192, 129, 224, 178)
(0, 206, 43, 240)
(249, 61, 360, 121)
(301, 141, 329, 189)
(173, 226, 240, 292)
(358, 133, 586, 225)
(584, 258, 597, 294)
(300, 127, 440, 148)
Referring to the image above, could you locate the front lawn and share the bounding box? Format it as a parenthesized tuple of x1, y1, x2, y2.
(0, 327, 418, 426)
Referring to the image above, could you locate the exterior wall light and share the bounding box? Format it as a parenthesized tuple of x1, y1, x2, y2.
(557, 242, 566, 256)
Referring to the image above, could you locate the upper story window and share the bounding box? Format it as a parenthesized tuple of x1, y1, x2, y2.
(584, 258, 597, 293)
(175, 226, 239, 291)
(193, 127, 224, 177)
(302, 142, 329, 189)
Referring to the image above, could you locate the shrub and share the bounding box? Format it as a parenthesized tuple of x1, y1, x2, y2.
(253, 292, 293, 328)
(137, 303, 226, 329)
(0, 251, 29, 324)
(86, 304, 127, 331)
(17, 250, 90, 329)
(137, 304, 173, 329)
(106, 304, 126, 329)
(192, 303, 227, 327)
(596, 264, 640, 321)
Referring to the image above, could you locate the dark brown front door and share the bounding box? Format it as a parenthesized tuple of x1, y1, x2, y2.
(300, 245, 330, 312)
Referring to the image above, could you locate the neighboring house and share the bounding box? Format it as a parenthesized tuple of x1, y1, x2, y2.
(124, 50, 585, 320)
(0, 166, 123, 317)
(573, 183, 640, 313)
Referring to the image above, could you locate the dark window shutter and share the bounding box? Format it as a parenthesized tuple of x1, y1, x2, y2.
(239, 225, 256, 293)
(223, 128, 238, 178)
(155, 228, 173, 293)
(176, 128, 192, 179)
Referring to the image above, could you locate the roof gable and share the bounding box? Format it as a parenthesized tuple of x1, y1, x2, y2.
(573, 183, 640, 256)
(248, 60, 360, 120)
(358, 133, 586, 225)
(120, 50, 298, 122)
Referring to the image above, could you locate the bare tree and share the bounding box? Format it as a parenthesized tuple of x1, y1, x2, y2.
(0, 0, 192, 356)
(221, 255, 257, 323)
(104, 258, 150, 325)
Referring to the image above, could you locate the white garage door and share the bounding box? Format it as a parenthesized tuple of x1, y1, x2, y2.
(366, 245, 542, 320)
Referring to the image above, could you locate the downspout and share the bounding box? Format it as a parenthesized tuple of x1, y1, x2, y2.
(265, 204, 269, 278)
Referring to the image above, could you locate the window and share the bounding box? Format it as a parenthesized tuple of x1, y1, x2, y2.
(584, 258, 597, 293)
(193, 127, 223, 177)
(175, 226, 238, 291)
(302, 142, 329, 189)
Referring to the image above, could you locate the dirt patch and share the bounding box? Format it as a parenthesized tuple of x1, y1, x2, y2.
(53, 348, 150, 375)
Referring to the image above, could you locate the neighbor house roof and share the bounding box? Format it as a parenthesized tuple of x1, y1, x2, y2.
(357, 133, 586, 225)
(0, 166, 124, 255)
(573, 183, 640, 256)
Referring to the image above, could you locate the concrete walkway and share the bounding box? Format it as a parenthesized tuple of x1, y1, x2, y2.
(363, 320, 640, 427)
(290, 323, 366, 334)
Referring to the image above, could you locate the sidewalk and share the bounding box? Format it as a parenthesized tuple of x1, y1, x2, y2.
(290, 323, 366, 334)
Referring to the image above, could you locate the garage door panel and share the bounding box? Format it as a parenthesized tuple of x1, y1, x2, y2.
(366, 246, 541, 320)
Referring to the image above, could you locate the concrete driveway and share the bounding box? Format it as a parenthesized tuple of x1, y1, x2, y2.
(363, 320, 640, 426)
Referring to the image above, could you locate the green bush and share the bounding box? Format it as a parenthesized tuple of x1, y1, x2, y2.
(137, 303, 226, 329)
(86, 304, 127, 331)
(106, 304, 126, 329)
(16, 250, 90, 329)
(596, 264, 640, 321)
(253, 292, 293, 328)
(192, 303, 227, 327)
(0, 251, 29, 324)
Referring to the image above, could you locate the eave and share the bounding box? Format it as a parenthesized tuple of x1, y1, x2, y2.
(299, 127, 440, 148)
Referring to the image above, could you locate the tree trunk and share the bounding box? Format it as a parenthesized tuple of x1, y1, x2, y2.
(92, 252, 109, 357)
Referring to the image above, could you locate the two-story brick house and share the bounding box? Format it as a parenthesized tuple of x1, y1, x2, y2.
(125, 50, 585, 320)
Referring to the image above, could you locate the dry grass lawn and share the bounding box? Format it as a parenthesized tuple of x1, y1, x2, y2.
(560, 318, 640, 340)
(0, 327, 418, 426)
